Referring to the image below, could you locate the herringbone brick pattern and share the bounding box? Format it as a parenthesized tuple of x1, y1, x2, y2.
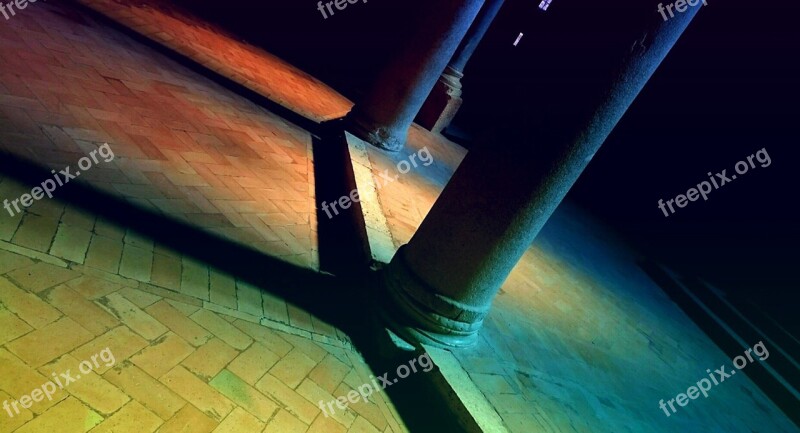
(0, 170, 345, 347)
(0, 241, 407, 432)
(0, 3, 417, 433)
(0, 2, 318, 270)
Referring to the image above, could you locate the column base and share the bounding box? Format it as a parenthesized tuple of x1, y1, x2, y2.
(345, 111, 407, 153)
(415, 66, 464, 134)
(378, 246, 488, 349)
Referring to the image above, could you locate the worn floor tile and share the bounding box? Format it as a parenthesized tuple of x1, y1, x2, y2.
(6, 317, 93, 367)
(227, 342, 280, 385)
(43, 285, 119, 336)
(0, 277, 61, 329)
(145, 300, 212, 346)
(212, 407, 265, 433)
(263, 409, 309, 433)
(131, 332, 195, 378)
(39, 354, 129, 415)
(89, 401, 163, 433)
(269, 348, 318, 390)
(12, 397, 103, 433)
(157, 404, 218, 433)
(97, 292, 168, 340)
(0, 348, 68, 414)
(0, 307, 33, 345)
(190, 309, 252, 350)
(255, 374, 320, 425)
(49, 224, 93, 264)
(209, 370, 278, 423)
(160, 366, 236, 422)
(104, 362, 187, 420)
(71, 327, 149, 374)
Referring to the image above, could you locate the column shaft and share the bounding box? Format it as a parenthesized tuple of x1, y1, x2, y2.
(416, 0, 505, 133)
(450, 0, 505, 74)
(381, 2, 704, 347)
(347, 0, 485, 151)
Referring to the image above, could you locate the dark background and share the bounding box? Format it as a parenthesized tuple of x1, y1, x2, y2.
(166, 0, 799, 333)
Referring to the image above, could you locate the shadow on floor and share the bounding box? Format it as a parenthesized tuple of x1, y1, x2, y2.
(2, 5, 474, 428)
(312, 119, 373, 277)
(0, 139, 466, 432)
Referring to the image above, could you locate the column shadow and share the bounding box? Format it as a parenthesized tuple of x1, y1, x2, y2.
(0, 144, 467, 432)
(312, 119, 373, 277)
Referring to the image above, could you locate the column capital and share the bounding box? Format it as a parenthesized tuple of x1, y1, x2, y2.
(441, 65, 465, 93)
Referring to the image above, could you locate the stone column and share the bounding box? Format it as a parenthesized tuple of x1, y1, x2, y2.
(347, 0, 485, 152)
(416, 0, 506, 133)
(379, 4, 704, 347)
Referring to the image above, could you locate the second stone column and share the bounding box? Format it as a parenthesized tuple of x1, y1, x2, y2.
(347, 0, 485, 152)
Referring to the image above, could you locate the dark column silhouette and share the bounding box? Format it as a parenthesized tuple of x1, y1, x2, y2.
(416, 0, 506, 133)
(347, 0, 485, 152)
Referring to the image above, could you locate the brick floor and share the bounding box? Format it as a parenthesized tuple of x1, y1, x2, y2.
(0, 243, 407, 433)
(0, 168, 346, 348)
(73, 0, 354, 123)
(0, 1, 318, 271)
(0, 0, 461, 352)
(0, 4, 409, 431)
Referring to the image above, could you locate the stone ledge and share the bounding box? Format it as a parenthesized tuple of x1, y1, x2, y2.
(423, 345, 510, 433)
(371, 323, 507, 432)
(345, 132, 398, 265)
